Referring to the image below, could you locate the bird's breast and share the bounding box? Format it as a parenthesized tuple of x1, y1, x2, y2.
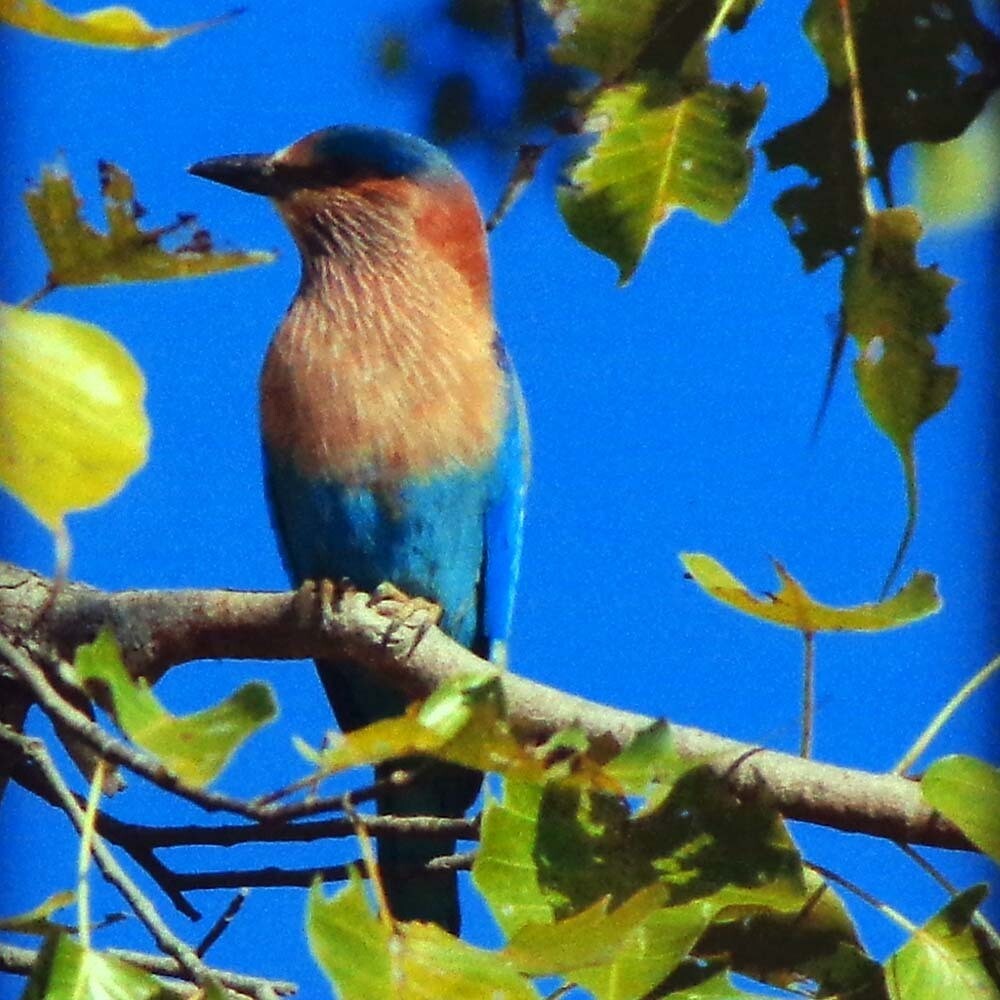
(260, 246, 506, 486)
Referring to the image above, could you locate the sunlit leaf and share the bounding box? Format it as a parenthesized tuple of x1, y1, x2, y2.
(74, 629, 276, 787)
(0, 891, 74, 933)
(504, 885, 724, 999)
(542, 0, 712, 79)
(0, 0, 238, 49)
(307, 874, 539, 999)
(504, 886, 668, 975)
(885, 886, 999, 1000)
(559, 77, 765, 282)
(922, 756, 1000, 863)
(844, 208, 957, 589)
(23, 931, 184, 999)
(475, 766, 805, 941)
(602, 720, 678, 797)
(0, 304, 149, 531)
(680, 554, 940, 632)
(25, 160, 274, 290)
(305, 671, 620, 794)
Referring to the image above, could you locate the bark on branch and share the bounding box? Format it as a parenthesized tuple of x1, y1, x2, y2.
(0, 561, 968, 852)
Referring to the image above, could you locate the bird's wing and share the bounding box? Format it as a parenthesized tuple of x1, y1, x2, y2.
(481, 355, 531, 666)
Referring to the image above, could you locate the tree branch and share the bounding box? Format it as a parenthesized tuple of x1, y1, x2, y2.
(0, 942, 297, 996)
(0, 560, 970, 851)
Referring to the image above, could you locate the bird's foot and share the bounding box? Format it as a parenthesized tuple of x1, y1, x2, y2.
(293, 577, 356, 633)
(368, 583, 442, 653)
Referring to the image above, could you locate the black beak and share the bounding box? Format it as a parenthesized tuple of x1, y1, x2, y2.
(188, 153, 281, 196)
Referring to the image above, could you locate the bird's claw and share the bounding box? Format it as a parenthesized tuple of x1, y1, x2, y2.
(294, 577, 356, 633)
(368, 583, 442, 652)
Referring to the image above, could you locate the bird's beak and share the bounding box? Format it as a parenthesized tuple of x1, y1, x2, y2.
(188, 153, 281, 196)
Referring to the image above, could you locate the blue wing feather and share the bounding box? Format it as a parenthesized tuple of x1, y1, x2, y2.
(481, 367, 530, 665)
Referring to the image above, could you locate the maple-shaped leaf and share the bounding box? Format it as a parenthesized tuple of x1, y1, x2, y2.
(25, 160, 273, 291)
(307, 874, 538, 999)
(680, 553, 940, 633)
(0, 0, 239, 49)
(765, 0, 1000, 271)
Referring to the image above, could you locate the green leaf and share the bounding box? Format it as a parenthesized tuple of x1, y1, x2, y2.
(504, 885, 668, 975)
(765, 0, 1000, 271)
(602, 721, 680, 797)
(844, 208, 958, 589)
(74, 629, 276, 787)
(0, 891, 74, 933)
(23, 931, 183, 999)
(922, 756, 1000, 863)
(307, 874, 539, 999)
(25, 160, 274, 290)
(306, 672, 620, 794)
(698, 869, 875, 993)
(475, 766, 805, 939)
(559, 77, 765, 282)
(505, 886, 725, 1000)
(541, 0, 714, 79)
(648, 960, 780, 998)
(0, 0, 238, 49)
(680, 554, 940, 632)
(0, 303, 150, 532)
(885, 886, 999, 1000)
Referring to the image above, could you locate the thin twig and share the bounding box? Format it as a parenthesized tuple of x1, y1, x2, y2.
(895, 842, 1000, 952)
(11, 757, 201, 919)
(486, 144, 546, 231)
(0, 727, 212, 985)
(0, 941, 297, 996)
(800, 632, 815, 759)
(196, 890, 249, 958)
(805, 860, 918, 935)
(894, 653, 1000, 775)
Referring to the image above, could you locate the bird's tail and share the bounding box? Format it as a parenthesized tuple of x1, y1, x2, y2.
(374, 756, 481, 934)
(317, 658, 481, 933)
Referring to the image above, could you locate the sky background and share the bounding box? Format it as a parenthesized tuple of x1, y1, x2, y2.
(1, 2, 997, 996)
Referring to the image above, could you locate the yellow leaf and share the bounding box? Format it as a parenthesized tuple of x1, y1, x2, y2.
(25, 160, 274, 290)
(0, 0, 238, 49)
(0, 304, 150, 530)
(680, 553, 940, 633)
(308, 673, 621, 794)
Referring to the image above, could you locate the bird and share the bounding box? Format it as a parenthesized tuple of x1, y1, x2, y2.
(189, 125, 529, 933)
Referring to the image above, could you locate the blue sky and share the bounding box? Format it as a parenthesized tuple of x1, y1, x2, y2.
(1, 2, 997, 996)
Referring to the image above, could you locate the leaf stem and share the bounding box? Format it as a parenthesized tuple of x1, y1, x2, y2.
(76, 759, 106, 951)
(896, 842, 1000, 952)
(837, 0, 877, 216)
(806, 860, 918, 934)
(707, 0, 743, 41)
(16, 278, 57, 310)
(800, 632, 815, 758)
(894, 653, 1000, 775)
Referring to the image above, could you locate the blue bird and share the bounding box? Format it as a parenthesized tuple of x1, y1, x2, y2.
(190, 126, 529, 933)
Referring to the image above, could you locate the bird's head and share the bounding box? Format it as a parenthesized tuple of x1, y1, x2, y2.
(189, 126, 488, 296)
